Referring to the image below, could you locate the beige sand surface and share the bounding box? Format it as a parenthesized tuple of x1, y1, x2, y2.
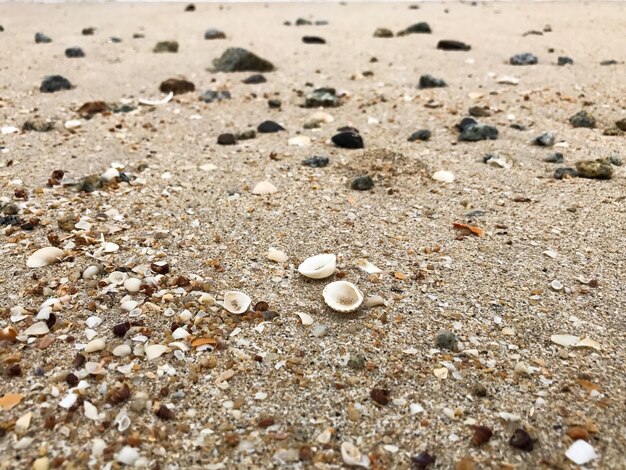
(0, 2, 625, 469)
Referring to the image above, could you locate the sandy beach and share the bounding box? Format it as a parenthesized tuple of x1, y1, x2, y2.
(0, 2, 625, 469)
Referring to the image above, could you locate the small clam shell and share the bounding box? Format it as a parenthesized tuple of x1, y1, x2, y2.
(27, 247, 65, 268)
(223, 291, 251, 314)
(298, 254, 336, 279)
(431, 170, 455, 183)
(267, 247, 288, 263)
(251, 180, 278, 195)
(323, 281, 363, 313)
(109, 271, 128, 285)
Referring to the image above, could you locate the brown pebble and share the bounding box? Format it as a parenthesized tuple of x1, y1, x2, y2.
(470, 425, 493, 446)
(107, 383, 131, 404)
(299, 445, 313, 461)
(155, 404, 175, 420)
(370, 388, 390, 406)
(112, 321, 131, 338)
(258, 416, 275, 428)
(471, 383, 488, 397)
(509, 428, 534, 452)
(225, 433, 239, 447)
(567, 426, 589, 441)
(66, 372, 79, 387)
(456, 455, 475, 470)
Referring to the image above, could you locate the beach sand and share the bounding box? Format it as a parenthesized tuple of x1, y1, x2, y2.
(0, 2, 625, 468)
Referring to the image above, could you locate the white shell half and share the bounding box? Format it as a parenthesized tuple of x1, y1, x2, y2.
(139, 91, 173, 106)
(223, 291, 251, 314)
(432, 170, 455, 183)
(27, 247, 65, 268)
(267, 247, 288, 263)
(298, 254, 336, 279)
(323, 281, 363, 313)
(251, 180, 278, 195)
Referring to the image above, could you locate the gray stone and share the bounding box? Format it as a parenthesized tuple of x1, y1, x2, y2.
(204, 28, 226, 40)
(418, 74, 446, 89)
(212, 47, 275, 72)
(534, 132, 555, 147)
(436, 331, 458, 351)
(351, 175, 374, 191)
(303, 88, 340, 108)
(459, 124, 499, 141)
(569, 110, 596, 128)
(35, 32, 52, 44)
(510, 53, 538, 65)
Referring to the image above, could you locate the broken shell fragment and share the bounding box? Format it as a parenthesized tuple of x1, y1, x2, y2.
(323, 281, 363, 313)
(298, 254, 336, 279)
(341, 441, 370, 468)
(144, 344, 170, 361)
(365, 295, 385, 308)
(432, 170, 455, 183)
(267, 247, 288, 263)
(139, 91, 173, 106)
(251, 180, 278, 195)
(223, 291, 252, 314)
(356, 258, 382, 274)
(27, 247, 65, 268)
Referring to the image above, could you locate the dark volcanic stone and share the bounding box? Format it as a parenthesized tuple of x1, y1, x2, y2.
(569, 110, 596, 128)
(35, 32, 52, 44)
(510, 53, 538, 65)
(242, 74, 267, 84)
(303, 156, 329, 168)
(257, 121, 285, 133)
(437, 39, 471, 51)
(397, 22, 432, 36)
(332, 131, 363, 149)
(159, 78, 195, 95)
(302, 36, 326, 44)
(575, 159, 613, 179)
(204, 28, 226, 40)
(408, 129, 432, 142)
(78, 101, 110, 117)
(40, 75, 72, 93)
(418, 74, 446, 89)
(315, 20, 328, 26)
(554, 167, 578, 179)
(22, 120, 55, 132)
(82, 27, 95, 36)
(457, 117, 478, 132)
(212, 47, 275, 72)
(600, 59, 617, 66)
(295, 18, 312, 26)
(509, 429, 534, 452)
(616, 118, 626, 131)
(534, 132, 555, 147)
(436, 331, 458, 351)
(65, 47, 85, 58)
(153, 41, 179, 53)
(459, 124, 499, 141)
(0, 215, 21, 226)
(185, 4, 196, 12)
(268, 99, 281, 109)
(351, 175, 374, 191)
(545, 152, 564, 163)
(412, 452, 436, 469)
(199, 90, 231, 103)
(373, 28, 394, 38)
(0, 25, 3, 32)
(217, 133, 236, 145)
(469, 106, 491, 117)
(109, 37, 122, 43)
(557, 56, 573, 66)
(304, 88, 340, 108)
(235, 130, 256, 140)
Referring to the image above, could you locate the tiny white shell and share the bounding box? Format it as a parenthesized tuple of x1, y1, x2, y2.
(138, 91, 173, 106)
(323, 281, 363, 313)
(101, 167, 120, 182)
(295, 312, 314, 325)
(23, 321, 50, 336)
(84, 338, 106, 353)
(64, 119, 82, 129)
(109, 271, 128, 285)
(355, 258, 382, 274)
(27, 247, 65, 268)
(144, 344, 170, 360)
(341, 442, 370, 468)
(251, 180, 278, 195)
(124, 278, 142, 293)
(113, 344, 131, 357)
(267, 247, 288, 263)
(223, 291, 251, 314)
(288, 135, 311, 147)
(365, 295, 385, 308)
(298, 254, 336, 279)
(82, 265, 99, 279)
(432, 170, 455, 183)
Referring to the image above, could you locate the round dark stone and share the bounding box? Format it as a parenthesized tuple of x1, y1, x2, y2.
(35, 32, 52, 44)
(554, 167, 578, 179)
(418, 74, 447, 89)
(510, 53, 538, 65)
(242, 74, 267, 84)
(302, 156, 329, 168)
(268, 99, 281, 109)
(65, 47, 85, 58)
(459, 124, 499, 142)
(408, 129, 432, 142)
(82, 27, 95, 36)
(557, 56, 573, 66)
(331, 131, 363, 149)
(437, 39, 471, 51)
(351, 176, 374, 191)
(534, 132, 555, 147)
(40, 75, 72, 93)
(457, 117, 477, 132)
(257, 121, 285, 133)
(217, 133, 236, 145)
(204, 28, 226, 40)
(545, 153, 564, 163)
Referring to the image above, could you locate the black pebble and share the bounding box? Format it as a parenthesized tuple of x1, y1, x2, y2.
(65, 47, 85, 58)
(337, 126, 360, 134)
(510, 53, 538, 65)
(110, 37, 122, 43)
(457, 117, 477, 132)
(268, 99, 281, 109)
(82, 27, 96, 36)
(411, 452, 436, 469)
(554, 167, 578, 179)
(408, 130, 431, 142)
(437, 39, 471, 51)
(332, 131, 364, 149)
(351, 176, 374, 191)
(303, 156, 329, 168)
(257, 121, 285, 133)
(40, 75, 72, 93)
(509, 428, 535, 452)
(35, 32, 52, 44)
(242, 74, 267, 84)
(0, 215, 22, 226)
(302, 36, 326, 44)
(557, 56, 573, 66)
(459, 124, 499, 141)
(418, 74, 446, 88)
(217, 133, 236, 145)
(600, 59, 617, 66)
(545, 153, 564, 163)
(534, 132, 555, 147)
(185, 3, 195, 11)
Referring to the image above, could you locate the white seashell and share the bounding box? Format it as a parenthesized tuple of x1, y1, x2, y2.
(102, 241, 119, 253)
(308, 111, 334, 125)
(267, 247, 288, 263)
(198, 294, 216, 306)
(496, 75, 520, 85)
(82, 265, 99, 279)
(138, 91, 173, 106)
(172, 327, 190, 339)
(550, 334, 579, 347)
(108, 271, 127, 285)
(86, 316, 102, 329)
(566, 440, 597, 465)
(323, 281, 363, 313)
(114, 409, 131, 432)
(355, 258, 382, 274)
(432, 170, 455, 183)
(365, 295, 385, 308)
(295, 312, 314, 325)
(64, 119, 82, 129)
(223, 291, 251, 314)
(84, 338, 106, 353)
(341, 442, 370, 468)
(101, 167, 119, 182)
(24, 322, 49, 336)
(117, 446, 140, 466)
(144, 344, 170, 360)
(288, 135, 311, 147)
(298, 254, 336, 279)
(113, 344, 131, 357)
(85, 361, 105, 374)
(84, 401, 99, 420)
(251, 180, 278, 195)
(124, 278, 141, 293)
(59, 393, 78, 409)
(27, 247, 64, 268)
(1, 126, 19, 135)
(15, 412, 32, 434)
(121, 300, 139, 312)
(550, 280, 563, 291)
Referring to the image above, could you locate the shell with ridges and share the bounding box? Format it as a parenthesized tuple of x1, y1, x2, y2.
(298, 254, 336, 279)
(251, 181, 277, 195)
(323, 281, 363, 313)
